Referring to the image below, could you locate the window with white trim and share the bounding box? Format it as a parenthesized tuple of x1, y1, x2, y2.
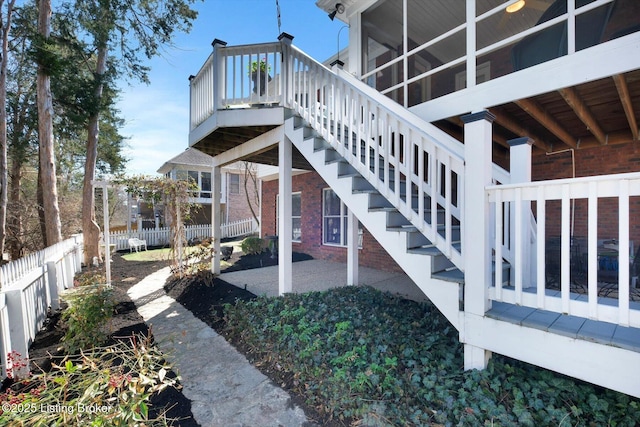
(322, 188, 362, 247)
(276, 192, 302, 242)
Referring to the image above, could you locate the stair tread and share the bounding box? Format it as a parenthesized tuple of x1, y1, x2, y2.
(487, 301, 640, 352)
(408, 242, 462, 255)
(432, 268, 464, 283)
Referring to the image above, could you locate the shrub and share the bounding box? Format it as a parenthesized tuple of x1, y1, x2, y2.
(62, 283, 114, 353)
(241, 236, 265, 255)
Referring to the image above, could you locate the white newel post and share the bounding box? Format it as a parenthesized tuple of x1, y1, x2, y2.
(279, 131, 293, 295)
(347, 208, 359, 286)
(212, 165, 221, 275)
(212, 39, 227, 113)
(461, 110, 495, 370)
(508, 137, 535, 291)
(278, 32, 293, 107)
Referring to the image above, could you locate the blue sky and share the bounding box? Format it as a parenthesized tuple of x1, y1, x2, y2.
(117, 0, 349, 175)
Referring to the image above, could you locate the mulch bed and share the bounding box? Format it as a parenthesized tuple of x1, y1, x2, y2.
(19, 255, 199, 426)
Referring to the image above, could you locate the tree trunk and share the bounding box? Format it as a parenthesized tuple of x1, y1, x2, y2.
(0, 0, 15, 261)
(82, 46, 108, 265)
(36, 0, 62, 247)
(7, 155, 23, 259)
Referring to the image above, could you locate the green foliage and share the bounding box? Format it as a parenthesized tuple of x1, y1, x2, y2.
(248, 58, 270, 75)
(220, 286, 640, 425)
(241, 236, 265, 255)
(0, 335, 179, 426)
(62, 276, 114, 353)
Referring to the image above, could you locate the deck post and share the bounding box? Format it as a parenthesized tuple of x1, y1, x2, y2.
(461, 110, 495, 370)
(278, 33, 293, 107)
(211, 39, 227, 113)
(278, 130, 293, 295)
(211, 165, 221, 275)
(347, 208, 359, 286)
(508, 137, 535, 290)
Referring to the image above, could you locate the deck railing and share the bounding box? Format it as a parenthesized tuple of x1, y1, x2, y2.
(488, 172, 640, 327)
(190, 39, 519, 272)
(283, 44, 467, 269)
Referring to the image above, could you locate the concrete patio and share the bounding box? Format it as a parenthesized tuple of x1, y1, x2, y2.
(219, 259, 429, 301)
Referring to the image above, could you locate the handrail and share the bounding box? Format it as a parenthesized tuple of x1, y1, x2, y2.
(283, 43, 466, 269)
(189, 39, 518, 271)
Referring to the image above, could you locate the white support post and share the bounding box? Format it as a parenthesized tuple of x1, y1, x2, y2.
(461, 110, 495, 370)
(347, 209, 359, 286)
(279, 132, 293, 295)
(278, 32, 293, 106)
(508, 137, 535, 289)
(211, 39, 227, 112)
(212, 165, 221, 275)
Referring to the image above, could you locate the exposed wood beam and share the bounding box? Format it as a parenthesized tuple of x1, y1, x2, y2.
(558, 87, 607, 145)
(613, 74, 639, 141)
(488, 108, 551, 152)
(567, 130, 636, 149)
(515, 98, 578, 149)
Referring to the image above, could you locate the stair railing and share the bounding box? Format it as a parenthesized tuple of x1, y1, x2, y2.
(283, 44, 467, 269)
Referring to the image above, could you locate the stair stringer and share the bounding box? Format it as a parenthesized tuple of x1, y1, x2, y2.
(286, 116, 462, 330)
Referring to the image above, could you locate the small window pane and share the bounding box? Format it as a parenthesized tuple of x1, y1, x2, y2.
(229, 173, 240, 194)
(292, 193, 302, 216)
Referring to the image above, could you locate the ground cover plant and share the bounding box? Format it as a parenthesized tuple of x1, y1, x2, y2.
(215, 286, 640, 426)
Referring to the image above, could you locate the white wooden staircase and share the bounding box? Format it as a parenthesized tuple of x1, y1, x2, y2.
(190, 39, 640, 398)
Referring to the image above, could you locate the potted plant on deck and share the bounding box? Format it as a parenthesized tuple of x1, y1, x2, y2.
(249, 58, 271, 96)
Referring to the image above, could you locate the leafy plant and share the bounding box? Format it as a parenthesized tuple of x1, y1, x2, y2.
(248, 58, 270, 75)
(218, 286, 640, 425)
(0, 335, 179, 426)
(241, 236, 265, 255)
(62, 282, 114, 353)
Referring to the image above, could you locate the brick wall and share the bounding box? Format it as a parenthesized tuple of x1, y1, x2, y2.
(261, 172, 403, 273)
(227, 170, 260, 223)
(532, 141, 640, 251)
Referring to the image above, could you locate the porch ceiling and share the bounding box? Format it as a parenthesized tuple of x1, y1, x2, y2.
(192, 125, 312, 170)
(439, 69, 640, 155)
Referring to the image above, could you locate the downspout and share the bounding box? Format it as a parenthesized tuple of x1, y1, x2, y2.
(545, 148, 576, 238)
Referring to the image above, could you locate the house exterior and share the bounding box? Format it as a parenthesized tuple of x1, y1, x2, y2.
(157, 148, 260, 226)
(187, 0, 640, 398)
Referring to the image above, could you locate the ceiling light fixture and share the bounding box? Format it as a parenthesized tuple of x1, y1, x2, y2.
(506, 0, 526, 13)
(328, 3, 345, 21)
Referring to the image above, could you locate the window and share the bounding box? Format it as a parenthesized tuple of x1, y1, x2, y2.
(201, 172, 212, 198)
(323, 189, 362, 247)
(229, 173, 240, 194)
(277, 193, 302, 242)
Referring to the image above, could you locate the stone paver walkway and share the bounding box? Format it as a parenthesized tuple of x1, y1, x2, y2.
(127, 267, 312, 427)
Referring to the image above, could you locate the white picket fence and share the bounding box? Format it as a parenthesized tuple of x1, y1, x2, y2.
(0, 235, 84, 378)
(109, 219, 258, 251)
